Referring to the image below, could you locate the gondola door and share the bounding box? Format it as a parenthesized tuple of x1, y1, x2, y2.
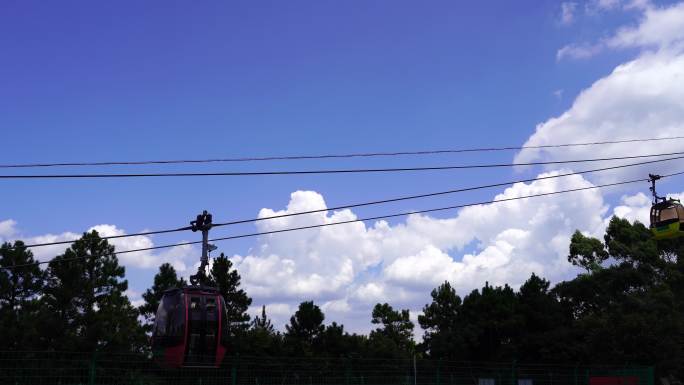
(184, 294, 220, 366)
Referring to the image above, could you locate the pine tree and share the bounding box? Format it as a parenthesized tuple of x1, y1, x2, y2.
(209, 253, 252, 331)
(251, 305, 275, 333)
(41, 230, 145, 352)
(0, 241, 45, 349)
(284, 301, 325, 355)
(369, 303, 414, 357)
(418, 281, 464, 359)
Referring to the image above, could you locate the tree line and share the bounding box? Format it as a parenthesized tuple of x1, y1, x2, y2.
(1, 217, 683, 378)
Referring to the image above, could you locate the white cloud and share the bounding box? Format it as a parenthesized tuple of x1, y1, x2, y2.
(609, 190, 684, 226)
(586, 0, 646, 13)
(246, 303, 294, 330)
(556, 42, 604, 60)
(126, 289, 145, 308)
(557, 1, 684, 60)
(5, 2, 682, 338)
(607, 2, 684, 50)
(230, 173, 605, 330)
(610, 192, 652, 224)
(0, 219, 17, 240)
(21, 231, 80, 262)
(225, 8, 684, 324)
(89, 224, 157, 268)
(595, 0, 622, 10)
(0, 221, 195, 272)
(561, 2, 578, 25)
(518, 50, 684, 183)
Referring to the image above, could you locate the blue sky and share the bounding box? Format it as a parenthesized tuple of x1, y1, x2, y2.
(2, 1, 684, 331)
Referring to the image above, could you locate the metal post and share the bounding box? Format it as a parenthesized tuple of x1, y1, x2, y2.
(88, 353, 96, 385)
(231, 354, 239, 385)
(190, 211, 214, 285)
(437, 358, 442, 385)
(345, 357, 351, 385)
(511, 360, 517, 385)
(202, 228, 209, 258)
(413, 354, 417, 385)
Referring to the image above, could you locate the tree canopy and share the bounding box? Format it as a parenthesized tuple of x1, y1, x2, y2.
(0, 216, 682, 379)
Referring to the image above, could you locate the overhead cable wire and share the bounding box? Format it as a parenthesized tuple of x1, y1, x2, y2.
(1, 151, 684, 179)
(211, 154, 684, 227)
(3, 170, 683, 271)
(2, 135, 683, 168)
(12, 154, 684, 250)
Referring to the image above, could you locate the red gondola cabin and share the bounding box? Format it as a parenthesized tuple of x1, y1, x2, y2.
(152, 286, 228, 368)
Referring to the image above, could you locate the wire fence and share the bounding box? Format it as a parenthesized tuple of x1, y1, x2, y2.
(0, 352, 654, 385)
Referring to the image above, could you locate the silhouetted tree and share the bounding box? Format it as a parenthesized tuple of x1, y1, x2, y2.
(418, 281, 464, 359)
(458, 282, 521, 361)
(0, 241, 45, 349)
(568, 230, 609, 272)
(368, 303, 414, 358)
(239, 305, 282, 356)
(41, 231, 146, 352)
(251, 305, 275, 333)
(515, 273, 569, 362)
(209, 253, 252, 331)
(285, 301, 325, 355)
(556, 217, 684, 377)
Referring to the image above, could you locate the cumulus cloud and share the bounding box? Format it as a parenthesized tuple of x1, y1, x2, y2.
(230, 173, 606, 330)
(519, 51, 684, 183)
(4, 1, 680, 337)
(231, 4, 684, 328)
(18, 230, 80, 262)
(0, 221, 195, 271)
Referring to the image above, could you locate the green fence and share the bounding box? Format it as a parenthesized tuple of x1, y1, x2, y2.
(0, 352, 654, 385)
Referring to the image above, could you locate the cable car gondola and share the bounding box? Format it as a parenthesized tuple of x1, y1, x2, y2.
(152, 286, 228, 368)
(151, 211, 229, 368)
(649, 174, 684, 240)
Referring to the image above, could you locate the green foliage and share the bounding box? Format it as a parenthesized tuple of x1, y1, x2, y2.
(285, 301, 325, 350)
(0, 241, 45, 349)
(556, 217, 684, 377)
(368, 303, 414, 358)
(568, 230, 608, 272)
(40, 230, 146, 352)
(2, 214, 683, 381)
(239, 305, 283, 356)
(208, 253, 252, 331)
(458, 282, 521, 361)
(0, 241, 44, 310)
(418, 281, 464, 359)
(252, 304, 275, 333)
(515, 273, 570, 362)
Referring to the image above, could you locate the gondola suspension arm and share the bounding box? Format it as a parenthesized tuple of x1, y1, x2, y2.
(189, 210, 217, 286)
(649, 174, 665, 204)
